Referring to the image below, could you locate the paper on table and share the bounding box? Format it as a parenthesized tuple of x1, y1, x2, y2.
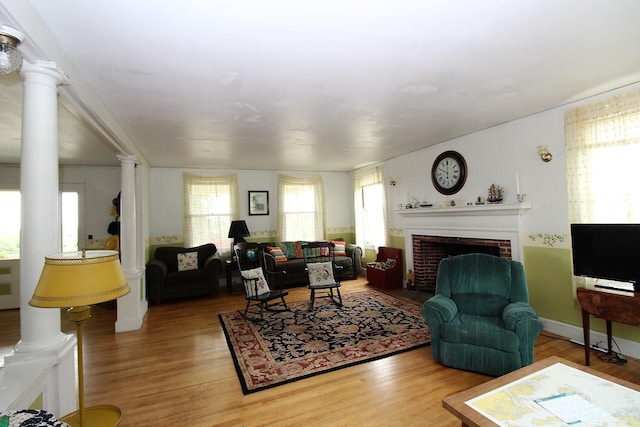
(535, 392, 610, 425)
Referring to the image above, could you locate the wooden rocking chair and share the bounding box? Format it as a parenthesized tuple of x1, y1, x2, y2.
(235, 242, 289, 321)
(302, 241, 343, 309)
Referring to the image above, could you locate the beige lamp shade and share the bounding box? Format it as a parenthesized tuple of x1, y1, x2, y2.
(30, 250, 130, 308)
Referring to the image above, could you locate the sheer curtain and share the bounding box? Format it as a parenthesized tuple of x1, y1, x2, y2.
(277, 174, 325, 241)
(354, 166, 388, 251)
(565, 87, 640, 293)
(183, 173, 240, 257)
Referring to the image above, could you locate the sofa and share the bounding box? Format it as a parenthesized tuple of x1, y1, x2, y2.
(258, 239, 362, 288)
(146, 243, 222, 303)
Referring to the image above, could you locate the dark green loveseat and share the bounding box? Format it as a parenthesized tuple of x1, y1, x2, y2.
(146, 243, 222, 303)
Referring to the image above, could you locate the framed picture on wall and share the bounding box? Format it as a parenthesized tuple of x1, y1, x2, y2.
(249, 191, 269, 215)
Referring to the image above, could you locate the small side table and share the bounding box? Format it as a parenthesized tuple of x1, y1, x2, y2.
(576, 287, 640, 365)
(225, 259, 239, 293)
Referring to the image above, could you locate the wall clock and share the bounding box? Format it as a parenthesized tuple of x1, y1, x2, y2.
(431, 150, 467, 195)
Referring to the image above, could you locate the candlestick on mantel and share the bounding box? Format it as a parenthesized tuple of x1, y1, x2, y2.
(516, 173, 521, 195)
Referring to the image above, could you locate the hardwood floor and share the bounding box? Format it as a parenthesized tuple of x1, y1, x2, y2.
(2, 277, 639, 426)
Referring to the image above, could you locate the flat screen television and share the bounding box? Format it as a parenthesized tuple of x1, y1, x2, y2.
(570, 223, 640, 292)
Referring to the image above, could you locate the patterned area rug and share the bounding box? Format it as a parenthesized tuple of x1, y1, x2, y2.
(219, 289, 430, 394)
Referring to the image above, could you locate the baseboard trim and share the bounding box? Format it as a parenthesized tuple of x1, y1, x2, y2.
(541, 317, 640, 359)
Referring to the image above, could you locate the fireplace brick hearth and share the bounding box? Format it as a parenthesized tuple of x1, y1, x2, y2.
(412, 235, 511, 291)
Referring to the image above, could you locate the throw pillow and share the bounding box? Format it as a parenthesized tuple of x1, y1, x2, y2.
(279, 241, 305, 259)
(320, 242, 330, 256)
(292, 241, 304, 258)
(331, 241, 347, 257)
(267, 246, 288, 263)
(278, 241, 295, 259)
(241, 267, 270, 297)
(177, 251, 198, 271)
(307, 261, 336, 286)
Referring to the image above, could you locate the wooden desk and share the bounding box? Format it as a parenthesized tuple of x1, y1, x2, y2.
(442, 355, 640, 427)
(576, 287, 640, 366)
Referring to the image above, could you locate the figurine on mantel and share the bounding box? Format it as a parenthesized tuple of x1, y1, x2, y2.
(487, 184, 504, 204)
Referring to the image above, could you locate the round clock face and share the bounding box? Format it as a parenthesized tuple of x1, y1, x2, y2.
(431, 151, 467, 195)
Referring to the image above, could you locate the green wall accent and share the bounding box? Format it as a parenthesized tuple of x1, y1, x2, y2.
(29, 393, 43, 410)
(524, 246, 640, 344)
(326, 231, 355, 243)
(0, 266, 11, 274)
(361, 234, 408, 278)
(523, 246, 578, 324)
(0, 283, 10, 295)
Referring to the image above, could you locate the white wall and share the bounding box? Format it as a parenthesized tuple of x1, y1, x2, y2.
(149, 168, 352, 239)
(385, 82, 640, 236)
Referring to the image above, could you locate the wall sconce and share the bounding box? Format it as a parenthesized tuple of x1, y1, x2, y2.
(0, 25, 23, 75)
(388, 177, 396, 186)
(537, 145, 552, 162)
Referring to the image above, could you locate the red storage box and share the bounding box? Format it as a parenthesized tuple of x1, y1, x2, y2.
(366, 247, 402, 290)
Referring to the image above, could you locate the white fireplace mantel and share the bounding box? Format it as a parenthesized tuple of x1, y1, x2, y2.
(397, 202, 532, 269)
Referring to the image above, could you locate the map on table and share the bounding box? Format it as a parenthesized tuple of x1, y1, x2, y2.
(466, 362, 640, 426)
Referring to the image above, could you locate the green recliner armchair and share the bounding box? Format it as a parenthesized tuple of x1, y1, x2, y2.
(421, 253, 544, 376)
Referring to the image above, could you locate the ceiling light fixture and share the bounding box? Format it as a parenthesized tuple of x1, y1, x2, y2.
(0, 25, 23, 74)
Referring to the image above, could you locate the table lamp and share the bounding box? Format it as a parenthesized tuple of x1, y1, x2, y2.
(30, 250, 130, 427)
(228, 220, 250, 245)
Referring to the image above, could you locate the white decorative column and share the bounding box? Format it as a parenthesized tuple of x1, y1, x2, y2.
(16, 61, 67, 351)
(115, 155, 147, 332)
(1, 61, 76, 415)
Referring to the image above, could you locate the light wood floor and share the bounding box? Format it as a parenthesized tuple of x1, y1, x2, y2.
(2, 277, 639, 426)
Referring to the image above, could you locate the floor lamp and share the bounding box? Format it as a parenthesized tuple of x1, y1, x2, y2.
(30, 250, 130, 427)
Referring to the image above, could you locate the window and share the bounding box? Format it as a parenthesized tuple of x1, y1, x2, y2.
(0, 190, 21, 259)
(277, 175, 324, 241)
(565, 88, 640, 224)
(183, 173, 239, 257)
(0, 188, 81, 258)
(61, 191, 79, 252)
(354, 166, 388, 251)
(565, 87, 640, 292)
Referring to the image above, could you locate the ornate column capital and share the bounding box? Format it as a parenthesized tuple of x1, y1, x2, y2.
(19, 60, 68, 86)
(117, 154, 137, 165)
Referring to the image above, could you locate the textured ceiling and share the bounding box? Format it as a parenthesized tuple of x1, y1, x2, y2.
(1, 0, 640, 171)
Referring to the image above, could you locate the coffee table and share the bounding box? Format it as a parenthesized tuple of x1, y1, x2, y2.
(443, 356, 640, 426)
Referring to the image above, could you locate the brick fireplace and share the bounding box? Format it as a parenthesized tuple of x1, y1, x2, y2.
(397, 203, 531, 291)
(412, 234, 512, 291)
